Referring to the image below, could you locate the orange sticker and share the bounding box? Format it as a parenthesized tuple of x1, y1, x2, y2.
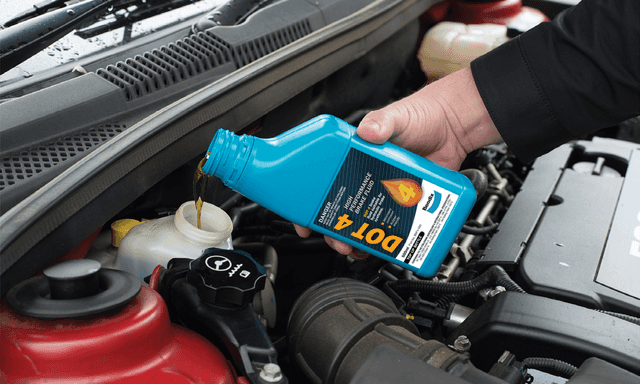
(381, 179, 423, 207)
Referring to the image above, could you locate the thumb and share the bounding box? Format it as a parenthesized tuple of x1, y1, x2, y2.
(356, 109, 398, 144)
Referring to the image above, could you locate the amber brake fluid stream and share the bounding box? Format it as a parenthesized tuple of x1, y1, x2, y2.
(193, 155, 210, 230)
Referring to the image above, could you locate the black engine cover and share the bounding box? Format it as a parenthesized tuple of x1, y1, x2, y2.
(479, 137, 640, 316)
(447, 292, 640, 375)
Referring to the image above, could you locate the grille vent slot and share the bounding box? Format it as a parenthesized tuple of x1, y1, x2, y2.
(0, 124, 125, 191)
(231, 19, 313, 67)
(95, 19, 312, 100)
(96, 31, 234, 101)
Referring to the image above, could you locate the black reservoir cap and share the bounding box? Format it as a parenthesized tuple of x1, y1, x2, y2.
(187, 249, 266, 306)
(7, 259, 140, 319)
(43, 259, 101, 300)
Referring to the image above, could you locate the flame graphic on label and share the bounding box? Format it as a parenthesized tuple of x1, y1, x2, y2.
(381, 179, 423, 207)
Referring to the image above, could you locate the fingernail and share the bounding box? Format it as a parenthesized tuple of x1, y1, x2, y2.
(350, 249, 370, 261)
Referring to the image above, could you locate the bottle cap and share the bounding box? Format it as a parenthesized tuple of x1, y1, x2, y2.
(187, 249, 266, 306)
(111, 219, 143, 247)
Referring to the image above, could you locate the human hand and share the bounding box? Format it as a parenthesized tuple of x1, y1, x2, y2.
(357, 67, 502, 171)
(295, 67, 503, 256)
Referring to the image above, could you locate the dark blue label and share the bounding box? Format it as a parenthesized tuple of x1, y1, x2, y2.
(315, 148, 423, 258)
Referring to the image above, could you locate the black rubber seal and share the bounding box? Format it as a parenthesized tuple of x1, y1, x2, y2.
(6, 268, 141, 319)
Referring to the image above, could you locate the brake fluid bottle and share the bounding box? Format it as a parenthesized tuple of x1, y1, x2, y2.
(202, 115, 475, 277)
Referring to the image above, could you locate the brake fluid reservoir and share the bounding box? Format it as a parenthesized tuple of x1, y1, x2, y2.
(115, 201, 233, 281)
(202, 115, 475, 278)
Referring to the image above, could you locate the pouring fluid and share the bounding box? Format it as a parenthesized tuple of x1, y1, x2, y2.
(193, 156, 210, 230)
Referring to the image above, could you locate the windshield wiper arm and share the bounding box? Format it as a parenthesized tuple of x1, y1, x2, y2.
(2, 0, 70, 28)
(0, 0, 118, 75)
(75, 0, 199, 39)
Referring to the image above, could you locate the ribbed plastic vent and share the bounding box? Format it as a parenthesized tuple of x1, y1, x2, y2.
(232, 19, 313, 67)
(0, 124, 125, 190)
(96, 31, 234, 101)
(96, 19, 312, 100)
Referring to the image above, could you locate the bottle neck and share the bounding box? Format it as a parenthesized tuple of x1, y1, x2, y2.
(202, 129, 254, 188)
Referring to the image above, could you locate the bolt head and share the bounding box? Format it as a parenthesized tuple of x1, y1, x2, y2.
(453, 335, 471, 352)
(489, 286, 506, 298)
(259, 363, 283, 383)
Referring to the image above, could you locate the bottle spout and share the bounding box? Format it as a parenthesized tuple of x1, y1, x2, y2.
(202, 129, 254, 188)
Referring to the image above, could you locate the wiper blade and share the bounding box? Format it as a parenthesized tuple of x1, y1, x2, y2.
(75, 0, 199, 39)
(0, 0, 117, 75)
(2, 0, 69, 28)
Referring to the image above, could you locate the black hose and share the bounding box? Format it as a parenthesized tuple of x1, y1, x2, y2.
(499, 169, 524, 186)
(460, 169, 488, 199)
(433, 294, 457, 309)
(234, 235, 332, 252)
(381, 280, 406, 306)
(219, 193, 244, 212)
(596, 310, 640, 326)
(230, 202, 261, 228)
(461, 223, 499, 235)
(269, 220, 297, 235)
(434, 253, 482, 308)
(388, 265, 526, 296)
(522, 357, 577, 378)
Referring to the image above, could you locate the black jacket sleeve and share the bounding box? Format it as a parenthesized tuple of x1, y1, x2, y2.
(470, 0, 640, 163)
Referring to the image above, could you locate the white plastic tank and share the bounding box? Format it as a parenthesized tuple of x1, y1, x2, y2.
(418, 21, 509, 81)
(114, 201, 233, 281)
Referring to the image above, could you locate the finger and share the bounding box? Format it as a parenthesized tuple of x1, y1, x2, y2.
(293, 224, 312, 238)
(324, 235, 353, 255)
(351, 249, 370, 261)
(356, 109, 397, 144)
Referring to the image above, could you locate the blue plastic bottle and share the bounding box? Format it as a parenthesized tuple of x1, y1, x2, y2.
(202, 115, 476, 277)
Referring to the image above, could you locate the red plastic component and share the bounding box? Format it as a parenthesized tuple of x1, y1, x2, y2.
(149, 264, 163, 291)
(1, 286, 245, 384)
(424, 0, 549, 26)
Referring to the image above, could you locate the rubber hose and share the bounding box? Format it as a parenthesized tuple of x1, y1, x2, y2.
(230, 202, 261, 228)
(499, 169, 524, 185)
(287, 278, 503, 384)
(522, 357, 577, 378)
(219, 193, 244, 212)
(434, 253, 482, 308)
(434, 294, 456, 309)
(389, 265, 526, 296)
(460, 169, 488, 199)
(269, 220, 297, 235)
(461, 223, 500, 235)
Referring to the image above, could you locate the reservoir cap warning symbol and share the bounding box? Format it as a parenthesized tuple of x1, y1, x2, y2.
(381, 179, 423, 207)
(205, 255, 232, 272)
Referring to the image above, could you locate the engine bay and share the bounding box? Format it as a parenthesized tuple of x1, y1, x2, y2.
(4, 129, 640, 384)
(1, 0, 640, 383)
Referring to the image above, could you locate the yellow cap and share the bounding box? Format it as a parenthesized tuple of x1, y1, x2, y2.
(111, 219, 143, 247)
